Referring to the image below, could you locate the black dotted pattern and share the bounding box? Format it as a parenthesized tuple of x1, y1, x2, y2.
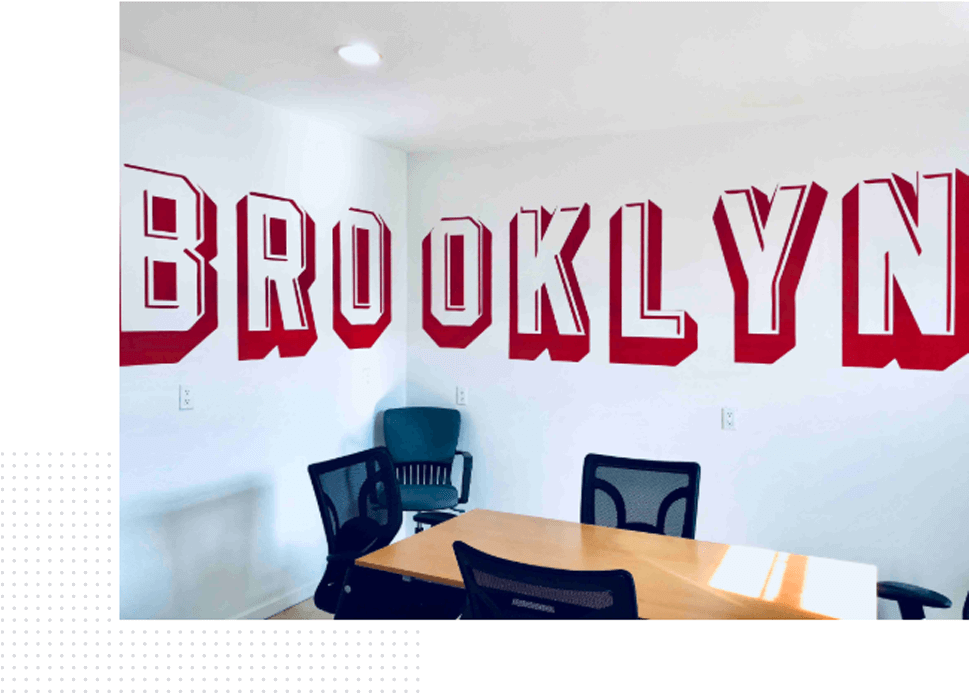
(0, 451, 421, 692)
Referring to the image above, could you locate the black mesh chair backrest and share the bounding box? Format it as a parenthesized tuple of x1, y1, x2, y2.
(308, 446, 402, 554)
(452, 540, 638, 619)
(581, 454, 700, 539)
(307, 447, 403, 612)
(384, 407, 460, 486)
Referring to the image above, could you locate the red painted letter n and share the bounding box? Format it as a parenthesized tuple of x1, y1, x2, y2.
(843, 169, 969, 370)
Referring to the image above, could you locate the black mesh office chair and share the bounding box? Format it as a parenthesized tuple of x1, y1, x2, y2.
(383, 407, 473, 532)
(452, 540, 638, 619)
(876, 581, 952, 619)
(307, 447, 403, 614)
(581, 454, 701, 539)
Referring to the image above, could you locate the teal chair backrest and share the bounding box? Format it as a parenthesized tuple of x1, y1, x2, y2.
(383, 407, 460, 463)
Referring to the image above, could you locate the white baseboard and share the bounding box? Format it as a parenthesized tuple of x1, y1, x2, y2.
(234, 580, 319, 620)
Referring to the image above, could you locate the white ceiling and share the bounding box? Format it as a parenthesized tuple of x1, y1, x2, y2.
(120, 2, 969, 152)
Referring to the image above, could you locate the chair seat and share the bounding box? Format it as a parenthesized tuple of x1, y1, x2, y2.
(399, 484, 459, 511)
(877, 581, 952, 609)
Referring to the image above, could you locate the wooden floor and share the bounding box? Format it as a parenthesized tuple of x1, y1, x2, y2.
(267, 598, 334, 620)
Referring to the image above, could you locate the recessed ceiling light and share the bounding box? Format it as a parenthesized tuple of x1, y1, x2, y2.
(337, 44, 381, 66)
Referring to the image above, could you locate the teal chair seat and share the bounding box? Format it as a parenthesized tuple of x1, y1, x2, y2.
(399, 484, 460, 511)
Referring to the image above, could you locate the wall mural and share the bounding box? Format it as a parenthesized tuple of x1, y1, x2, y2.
(236, 192, 317, 360)
(120, 164, 218, 366)
(120, 164, 967, 371)
(713, 183, 828, 364)
(421, 217, 493, 348)
(509, 205, 591, 362)
(609, 202, 698, 366)
(332, 208, 393, 349)
(843, 171, 968, 370)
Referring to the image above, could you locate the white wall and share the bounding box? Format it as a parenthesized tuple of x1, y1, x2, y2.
(120, 52, 408, 619)
(406, 101, 969, 617)
(122, 49, 968, 620)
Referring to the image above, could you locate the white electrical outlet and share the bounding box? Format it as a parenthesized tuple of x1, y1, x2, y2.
(456, 386, 468, 406)
(721, 407, 735, 431)
(180, 385, 194, 411)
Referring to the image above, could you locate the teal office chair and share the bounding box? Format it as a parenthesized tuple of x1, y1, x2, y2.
(383, 407, 473, 532)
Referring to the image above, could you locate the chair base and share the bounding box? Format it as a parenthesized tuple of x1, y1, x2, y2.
(314, 560, 350, 614)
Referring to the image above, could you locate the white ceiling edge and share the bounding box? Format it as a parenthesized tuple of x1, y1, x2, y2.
(121, 49, 411, 156)
(120, 2, 969, 155)
(394, 82, 969, 155)
(124, 46, 968, 160)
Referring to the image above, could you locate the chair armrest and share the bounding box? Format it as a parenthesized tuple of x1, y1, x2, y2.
(455, 450, 473, 504)
(877, 581, 952, 609)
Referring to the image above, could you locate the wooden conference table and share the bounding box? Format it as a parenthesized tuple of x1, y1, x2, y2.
(357, 509, 877, 619)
